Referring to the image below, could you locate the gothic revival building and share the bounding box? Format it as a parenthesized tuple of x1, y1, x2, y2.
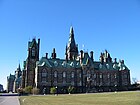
(7, 74, 15, 92)
(7, 64, 22, 92)
(8, 26, 131, 93)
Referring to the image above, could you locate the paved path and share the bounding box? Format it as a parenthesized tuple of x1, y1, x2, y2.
(0, 96, 20, 105)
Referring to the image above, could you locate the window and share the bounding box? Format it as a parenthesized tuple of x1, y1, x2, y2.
(42, 78, 46, 82)
(54, 61, 58, 66)
(114, 73, 117, 78)
(106, 64, 110, 69)
(71, 81, 74, 86)
(99, 64, 102, 69)
(100, 73, 102, 79)
(79, 81, 82, 86)
(108, 73, 110, 78)
(42, 73, 47, 77)
(54, 71, 57, 78)
(87, 71, 91, 78)
(42, 69, 47, 77)
(63, 72, 66, 78)
(71, 72, 74, 78)
(94, 74, 96, 78)
(79, 73, 81, 78)
(32, 47, 35, 56)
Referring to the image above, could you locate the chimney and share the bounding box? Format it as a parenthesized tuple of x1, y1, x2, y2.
(122, 60, 124, 64)
(100, 53, 104, 64)
(80, 50, 83, 58)
(90, 51, 94, 61)
(38, 38, 40, 46)
(114, 58, 117, 63)
(46, 53, 48, 59)
(51, 48, 56, 59)
(80, 50, 83, 63)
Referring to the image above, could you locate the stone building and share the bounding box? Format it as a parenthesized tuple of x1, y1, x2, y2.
(10, 26, 131, 93)
(33, 27, 130, 93)
(7, 74, 15, 92)
(13, 64, 22, 92)
(0, 84, 4, 92)
(7, 64, 22, 93)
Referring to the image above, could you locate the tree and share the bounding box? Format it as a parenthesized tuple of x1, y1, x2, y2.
(16, 88, 24, 95)
(50, 87, 56, 94)
(32, 87, 40, 95)
(67, 86, 75, 94)
(24, 86, 32, 94)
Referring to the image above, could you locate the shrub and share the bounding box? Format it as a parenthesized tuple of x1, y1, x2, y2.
(24, 86, 33, 94)
(67, 86, 75, 94)
(50, 87, 56, 94)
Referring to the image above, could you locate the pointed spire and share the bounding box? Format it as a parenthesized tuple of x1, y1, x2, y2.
(17, 63, 21, 71)
(70, 26, 74, 35)
(68, 26, 76, 48)
(66, 26, 78, 60)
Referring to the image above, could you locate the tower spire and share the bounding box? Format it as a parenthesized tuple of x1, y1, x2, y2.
(66, 26, 78, 60)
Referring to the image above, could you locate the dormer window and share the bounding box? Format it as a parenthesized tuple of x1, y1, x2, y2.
(54, 61, 58, 67)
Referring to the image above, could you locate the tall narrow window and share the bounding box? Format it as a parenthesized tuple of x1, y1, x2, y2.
(63, 72, 66, 78)
(32, 47, 35, 57)
(79, 73, 81, 78)
(42, 69, 47, 77)
(54, 71, 57, 78)
(108, 73, 110, 78)
(71, 72, 74, 78)
(94, 74, 96, 78)
(87, 71, 91, 78)
(100, 73, 102, 79)
(114, 73, 117, 78)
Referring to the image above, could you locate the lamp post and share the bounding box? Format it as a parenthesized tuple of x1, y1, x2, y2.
(55, 86, 58, 96)
(43, 88, 46, 95)
(86, 77, 91, 93)
(114, 85, 117, 93)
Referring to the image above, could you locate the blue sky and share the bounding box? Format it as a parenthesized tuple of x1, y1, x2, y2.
(0, 0, 140, 89)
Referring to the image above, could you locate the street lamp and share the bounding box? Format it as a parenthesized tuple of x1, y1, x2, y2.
(114, 85, 117, 93)
(55, 86, 58, 96)
(43, 88, 46, 95)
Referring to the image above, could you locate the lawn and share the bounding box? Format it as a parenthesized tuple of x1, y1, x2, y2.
(19, 91, 140, 105)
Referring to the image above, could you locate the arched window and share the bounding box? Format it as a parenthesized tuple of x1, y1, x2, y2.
(32, 47, 35, 57)
(106, 64, 110, 69)
(100, 73, 102, 79)
(79, 73, 81, 78)
(54, 71, 57, 78)
(63, 72, 66, 78)
(94, 74, 96, 78)
(108, 73, 110, 78)
(71, 72, 74, 78)
(87, 71, 91, 78)
(114, 73, 117, 78)
(42, 69, 47, 77)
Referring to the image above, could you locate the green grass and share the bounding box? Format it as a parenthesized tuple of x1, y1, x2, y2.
(19, 91, 140, 105)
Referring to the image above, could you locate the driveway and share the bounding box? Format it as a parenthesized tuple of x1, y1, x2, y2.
(0, 96, 20, 105)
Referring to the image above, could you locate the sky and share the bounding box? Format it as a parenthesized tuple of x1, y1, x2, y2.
(0, 0, 140, 90)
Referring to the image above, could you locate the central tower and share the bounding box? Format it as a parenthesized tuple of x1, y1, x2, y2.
(66, 26, 78, 60)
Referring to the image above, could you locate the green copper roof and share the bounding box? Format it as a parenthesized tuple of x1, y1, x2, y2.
(36, 52, 129, 71)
